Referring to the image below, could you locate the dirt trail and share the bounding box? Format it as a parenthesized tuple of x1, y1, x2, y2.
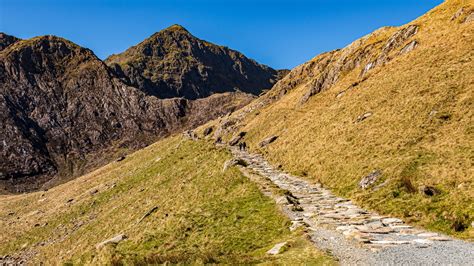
(231, 147, 474, 265)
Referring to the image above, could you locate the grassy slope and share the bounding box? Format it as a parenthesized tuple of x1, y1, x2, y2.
(0, 136, 333, 264)
(201, 0, 473, 239)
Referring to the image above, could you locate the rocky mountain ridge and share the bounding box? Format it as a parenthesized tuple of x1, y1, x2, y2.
(0, 28, 278, 193)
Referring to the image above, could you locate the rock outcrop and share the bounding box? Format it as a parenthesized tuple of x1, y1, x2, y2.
(245, 24, 420, 105)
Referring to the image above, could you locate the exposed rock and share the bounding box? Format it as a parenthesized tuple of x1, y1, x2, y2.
(202, 126, 213, 136)
(96, 234, 127, 249)
(336, 91, 346, 98)
(361, 62, 375, 76)
(116, 156, 126, 162)
(222, 158, 247, 172)
(228, 132, 247, 146)
(241, 24, 421, 105)
(183, 130, 198, 140)
(420, 185, 439, 196)
(399, 40, 418, 55)
(259, 135, 278, 148)
(465, 12, 474, 23)
(356, 112, 373, 123)
(359, 170, 382, 189)
(361, 25, 419, 77)
(267, 242, 287, 255)
(383, 25, 418, 55)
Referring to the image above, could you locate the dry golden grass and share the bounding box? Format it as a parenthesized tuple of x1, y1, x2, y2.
(199, 0, 474, 239)
(0, 136, 334, 264)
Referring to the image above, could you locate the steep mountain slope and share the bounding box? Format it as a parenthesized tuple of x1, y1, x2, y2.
(0, 136, 333, 264)
(105, 25, 281, 99)
(0, 35, 255, 193)
(200, 0, 474, 239)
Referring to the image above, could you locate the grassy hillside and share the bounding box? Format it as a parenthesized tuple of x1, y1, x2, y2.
(201, 0, 473, 239)
(0, 136, 333, 264)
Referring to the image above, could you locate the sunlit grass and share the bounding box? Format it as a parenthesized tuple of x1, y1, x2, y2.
(0, 136, 334, 264)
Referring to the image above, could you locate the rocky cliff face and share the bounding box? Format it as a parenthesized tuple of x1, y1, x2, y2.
(0, 32, 263, 193)
(106, 25, 280, 99)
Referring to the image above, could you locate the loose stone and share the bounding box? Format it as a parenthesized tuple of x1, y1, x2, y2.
(267, 242, 287, 255)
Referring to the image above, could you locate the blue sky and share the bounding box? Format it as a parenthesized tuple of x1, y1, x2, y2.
(0, 0, 442, 69)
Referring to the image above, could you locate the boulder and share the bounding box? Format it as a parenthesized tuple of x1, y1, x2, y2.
(356, 112, 373, 123)
(96, 234, 127, 249)
(359, 170, 382, 189)
(420, 186, 439, 196)
(259, 136, 278, 148)
(267, 242, 288, 255)
(229, 132, 247, 146)
(222, 158, 247, 172)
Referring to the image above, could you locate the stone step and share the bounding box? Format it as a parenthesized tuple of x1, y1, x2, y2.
(230, 148, 454, 251)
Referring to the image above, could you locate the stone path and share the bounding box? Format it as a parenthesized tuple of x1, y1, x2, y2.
(231, 147, 474, 265)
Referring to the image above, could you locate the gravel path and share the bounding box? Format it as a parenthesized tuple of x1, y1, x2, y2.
(231, 147, 474, 265)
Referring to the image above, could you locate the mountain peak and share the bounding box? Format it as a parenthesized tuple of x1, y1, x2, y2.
(105, 26, 279, 100)
(1, 34, 98, 63)
(151, 24, 193, 39)
(164, 24, 189, 33)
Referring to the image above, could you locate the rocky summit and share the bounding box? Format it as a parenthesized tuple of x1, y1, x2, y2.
(0, 30, 280, 193)
(106, 25, 282, 99)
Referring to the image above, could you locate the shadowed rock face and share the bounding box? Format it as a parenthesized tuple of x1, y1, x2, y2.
(0, 33, 262, 193)
(106, 25, 280, 100)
